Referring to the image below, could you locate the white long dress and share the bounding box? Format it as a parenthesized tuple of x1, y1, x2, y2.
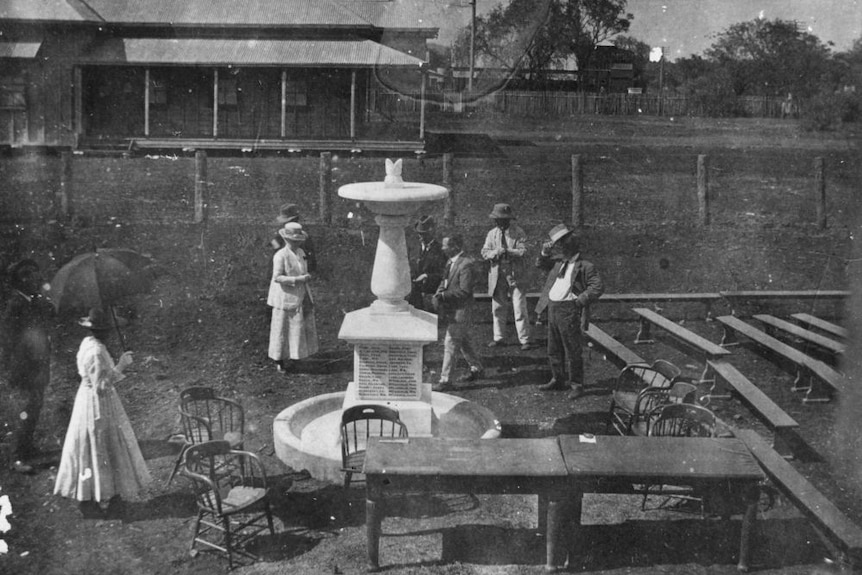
(53, 336, 152, 502)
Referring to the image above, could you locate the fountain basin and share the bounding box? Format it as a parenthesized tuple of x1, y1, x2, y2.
(273, 392, 502, 483)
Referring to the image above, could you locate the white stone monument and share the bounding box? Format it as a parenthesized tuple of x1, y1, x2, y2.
(337, 159, 448, 436)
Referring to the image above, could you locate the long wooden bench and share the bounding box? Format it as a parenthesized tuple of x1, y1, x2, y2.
(473, 292, 722, 319)
(585, 323, 646, 369)
(753, 314, 845, 358)
(720, 290, 850, 317)
(791, 313, 848, 339)
(736, 429, 862, 568)
(703, 360, 799, 457)
(632, 308, 731, 360)
(716, 315, 849, 403)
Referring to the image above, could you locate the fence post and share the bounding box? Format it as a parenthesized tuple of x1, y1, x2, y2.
(815, 157, 826, 229)
(194, 150, 207, 224)
(443, 152, 455, 227)
(697, 154, 710, 226)
(319, 151, 332, 225)
(57, 150, 73, 221)
(571, 154, 584, 230)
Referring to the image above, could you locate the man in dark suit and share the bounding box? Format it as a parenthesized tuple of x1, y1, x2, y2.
(408, 216, 446, 311)
(432, 235, 484, 391)
(534, 224, 604, 399)
(0, 259, 53, 473)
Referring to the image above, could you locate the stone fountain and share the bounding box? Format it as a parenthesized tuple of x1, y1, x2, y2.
(273, 159, 501, 482)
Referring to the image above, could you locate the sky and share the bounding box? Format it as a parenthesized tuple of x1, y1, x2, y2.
(626, 0, 862, 60)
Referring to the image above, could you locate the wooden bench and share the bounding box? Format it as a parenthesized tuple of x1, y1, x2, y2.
(736, 429, 862, 568)
(703, 360, 799, 457)
(753, 314, 845, 358)
(585, 323, 646, 369)
(719, 290, 850, 317)
(716, 315, 849, 403)
(791, 313, 848, 340)
(474, 292, 721, 319)
(632, 308, 731, 360)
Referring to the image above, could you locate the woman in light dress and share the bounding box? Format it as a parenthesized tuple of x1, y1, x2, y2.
(267, 221, 318, 372)
(54, 307, 151, 516)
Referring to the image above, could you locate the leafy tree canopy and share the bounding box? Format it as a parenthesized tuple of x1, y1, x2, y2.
(704, 18, 832, 97)
(454, 0, 631, 88)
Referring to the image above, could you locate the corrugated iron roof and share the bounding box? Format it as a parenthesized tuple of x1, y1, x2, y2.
(0, 39, 42, 57)
(335, 0, 441, 32)
(83, 0, 372, 28)
(0, 0, 100, 22)
(81, 38, 425, 67)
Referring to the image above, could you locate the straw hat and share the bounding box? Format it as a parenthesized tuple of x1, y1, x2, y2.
(547, 223, 574, 245)
(488, 203, 516, 220)
(79, 307, 127, 329)
(414, 215, 436, 233)
(278, 222, 308, 242)
(275, 203, 300, 224)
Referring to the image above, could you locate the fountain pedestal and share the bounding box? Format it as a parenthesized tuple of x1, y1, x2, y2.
(337, 175, 448, 436)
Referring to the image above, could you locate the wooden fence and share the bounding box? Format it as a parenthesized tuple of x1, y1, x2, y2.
(372, 89, 795, 119)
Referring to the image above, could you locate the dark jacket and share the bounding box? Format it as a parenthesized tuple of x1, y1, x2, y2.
(0, 290, 52, 390)
(534, 252, 604, 329)
(434, 254, 477, 324)
(409, 239, 446, 308)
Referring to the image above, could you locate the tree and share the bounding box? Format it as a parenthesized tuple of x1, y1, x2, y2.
(453, 0, 632, 89)
(704, 18, 832, 98)
(614, 35, 650, 89)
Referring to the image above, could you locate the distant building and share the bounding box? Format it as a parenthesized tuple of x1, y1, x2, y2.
(0, 0, 440, 152)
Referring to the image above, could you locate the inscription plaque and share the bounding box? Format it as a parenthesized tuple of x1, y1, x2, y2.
(355, 342, 421, 400)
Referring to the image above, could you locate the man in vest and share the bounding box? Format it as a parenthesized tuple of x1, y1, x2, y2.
(534, 224, 604, 399)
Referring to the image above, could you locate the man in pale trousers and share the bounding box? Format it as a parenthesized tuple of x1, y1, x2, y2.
(481, 203, 532, 351)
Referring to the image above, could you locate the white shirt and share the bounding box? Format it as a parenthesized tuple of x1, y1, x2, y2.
(548, 257, 578, 302)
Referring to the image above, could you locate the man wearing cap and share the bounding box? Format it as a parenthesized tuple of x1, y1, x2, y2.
(432, 235, 484, 390)
(534, 224, 604, 399)
(481, 203, 533, 351)
(408, 216, 446, 312)
(0, 259, 53, 473)
(272, 203, 318, 274)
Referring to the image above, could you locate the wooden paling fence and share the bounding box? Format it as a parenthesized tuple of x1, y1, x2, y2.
(373, 89, 795, 119)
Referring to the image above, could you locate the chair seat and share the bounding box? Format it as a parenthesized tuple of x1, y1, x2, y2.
(222, 431, 243, 448)
(343, 450, 366, 473)
(612, 391, 638, 413)
(222, 486, 268, 513)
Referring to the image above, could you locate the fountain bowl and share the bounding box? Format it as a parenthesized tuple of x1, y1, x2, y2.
(273, 391, 502, 483)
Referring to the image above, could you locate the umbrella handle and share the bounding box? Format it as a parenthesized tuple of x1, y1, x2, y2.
(110, 306, 128, 351)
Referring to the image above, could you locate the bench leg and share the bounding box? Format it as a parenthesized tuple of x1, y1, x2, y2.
(802, 379, 832, 404)
(790, 368, 809, 393)
(634, 318, 654, 344)
(773, 429, 795, 459)
(704, 301, 714, 322)
(366, 480, 383, 572)
(699, 365, 731, 400)
(737, 483, 760, 572)
(720, 326, 739, 347)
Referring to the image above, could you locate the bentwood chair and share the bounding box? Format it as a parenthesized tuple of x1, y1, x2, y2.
(340, 405, 408, 490)
(608, 359, 687, 435)
(180, 440, 275, 569)
(640, 402, 719, 515)
(168, 387, 245, 485)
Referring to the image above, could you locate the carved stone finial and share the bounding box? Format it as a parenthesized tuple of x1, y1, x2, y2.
(383, 158, 404, 188)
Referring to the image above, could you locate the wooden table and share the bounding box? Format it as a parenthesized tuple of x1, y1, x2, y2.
(363, 437, 570, 572)
(558, 435, 764, 572)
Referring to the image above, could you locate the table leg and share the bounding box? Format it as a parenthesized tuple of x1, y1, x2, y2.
(560, 489, 583, 571)
(366, 478, 382, 572)
(545, 494, 564, 572)
(737, 483, 759, 572)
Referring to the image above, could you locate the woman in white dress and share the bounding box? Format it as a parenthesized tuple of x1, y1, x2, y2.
(54, 307, 151, 516)
(267, 221, 318, 372)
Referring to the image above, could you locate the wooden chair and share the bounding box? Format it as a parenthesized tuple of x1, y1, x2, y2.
(608, 359, 685, 435)
(180, 440, 275, 569)
(641, 403, 719, 515)
(167, 386, 245, 485)
(340, 405, 408, 490)
(628, 380, 701, 436)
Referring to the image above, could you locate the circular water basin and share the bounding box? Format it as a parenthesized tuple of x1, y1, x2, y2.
(273, 392, 502, 483)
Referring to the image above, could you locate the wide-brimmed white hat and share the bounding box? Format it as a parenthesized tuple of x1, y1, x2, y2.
(547, 223, 574, 245)
(279, 222, 308, 242)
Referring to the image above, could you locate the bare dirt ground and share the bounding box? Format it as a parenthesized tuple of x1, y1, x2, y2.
(0, 115, 860, 575)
